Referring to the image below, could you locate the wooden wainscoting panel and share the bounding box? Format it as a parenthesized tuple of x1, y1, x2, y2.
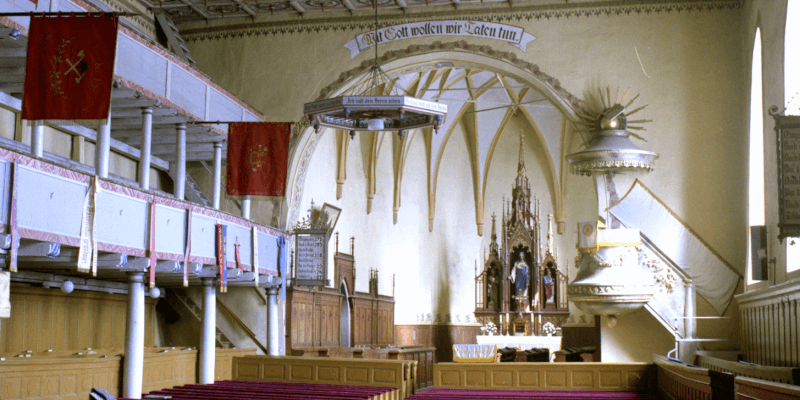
(1, 286, 156, 354)
(434, 362, 654, 391)
(142, 349, 197, 394)
(0, 355, 122, 400)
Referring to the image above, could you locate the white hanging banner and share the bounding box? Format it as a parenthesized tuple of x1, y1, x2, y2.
(344, 20, 536, 59)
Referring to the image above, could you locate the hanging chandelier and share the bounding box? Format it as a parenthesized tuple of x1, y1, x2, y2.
(302, 1, 447, 138)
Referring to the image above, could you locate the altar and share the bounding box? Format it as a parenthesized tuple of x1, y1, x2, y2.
(476, 335, 562, 355)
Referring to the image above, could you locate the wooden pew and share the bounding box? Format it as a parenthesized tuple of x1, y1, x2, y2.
(653, 354, 714, 400)
(434, 361, 654, 391)
(388, 347, 435, 390)
(695, 354, 800, 385)
(736, 376, 800, 400)
(232, 355, 417, 400)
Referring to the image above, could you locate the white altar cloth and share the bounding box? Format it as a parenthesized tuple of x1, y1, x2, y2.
(476, 335, 562, 354)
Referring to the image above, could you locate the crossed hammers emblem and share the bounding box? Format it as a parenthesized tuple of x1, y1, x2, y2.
(64, 50, 87, 83)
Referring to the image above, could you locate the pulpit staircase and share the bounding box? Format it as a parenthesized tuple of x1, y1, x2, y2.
(636, 234, 730, 351)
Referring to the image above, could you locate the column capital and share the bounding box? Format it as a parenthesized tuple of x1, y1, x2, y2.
(213, 141, 223, 149)
(141, 106, 154, 114)
(126, 272, 145, 283)
(200, 277, 216, 287)
(266, 287, 279, 296)
(176, 123, 187, 131)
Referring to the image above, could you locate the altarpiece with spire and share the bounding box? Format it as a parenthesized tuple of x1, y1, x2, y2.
(474, 135, 569, 336)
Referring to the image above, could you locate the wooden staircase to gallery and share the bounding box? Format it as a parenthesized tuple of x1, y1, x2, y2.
(165, 289, 235, 349)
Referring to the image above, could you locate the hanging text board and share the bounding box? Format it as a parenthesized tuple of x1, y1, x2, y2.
(294, 229, 329, 286)
(775, 112, 800, 241)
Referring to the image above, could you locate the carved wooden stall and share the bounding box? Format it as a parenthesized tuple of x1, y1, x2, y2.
(474, 140, 569, 336)
(287, 236, 394, 352)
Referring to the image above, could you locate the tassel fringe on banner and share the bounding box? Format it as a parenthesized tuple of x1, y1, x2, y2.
(77, 176, 100, 275)
(216, 224, 227, 293)
(183, 210, 193, 287)
(252, 227, 259, 287)
(8, 163, 19, 272)
(149, 202, 157, 289)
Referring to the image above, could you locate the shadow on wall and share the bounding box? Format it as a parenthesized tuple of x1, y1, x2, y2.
(435, 272, 453, 363)
(156, 296, 201, 348)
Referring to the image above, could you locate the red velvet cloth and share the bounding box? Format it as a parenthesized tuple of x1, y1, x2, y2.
(226, 122, 291, 196)
(22, 15, 118, 123)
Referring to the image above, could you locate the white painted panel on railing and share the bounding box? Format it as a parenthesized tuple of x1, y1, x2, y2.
(17, 166, 86, 240)
(209, 88, 242, 122)
(191, 213, 217, 261)
(169, 67, 206, 118)
(257, 231, 280, 274)
(95, 191, 148, 251)
(0, 0, 47, 28)
(244, 111, 261, 122)
(116, 34, 168, 97)
(154, 205, 186, 257)
(226, 223, 251, 267)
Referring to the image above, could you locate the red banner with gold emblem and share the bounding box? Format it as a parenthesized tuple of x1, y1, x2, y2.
(22, 14, 118, 124)
(226, 122, 291, 197)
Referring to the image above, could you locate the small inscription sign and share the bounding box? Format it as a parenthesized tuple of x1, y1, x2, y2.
(343, 20, 536, 59)
(295, 233, 328, 286)
(776, 113, 800, 240)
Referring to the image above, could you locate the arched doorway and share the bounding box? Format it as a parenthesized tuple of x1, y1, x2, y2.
(340, 282, 351, 347)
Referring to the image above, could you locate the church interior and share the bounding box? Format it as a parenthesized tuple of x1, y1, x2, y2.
(0, 0, 798, 398)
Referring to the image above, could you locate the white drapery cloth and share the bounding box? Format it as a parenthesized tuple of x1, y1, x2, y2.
(608, 180, 741, 315)
(453, 344, 497, 363)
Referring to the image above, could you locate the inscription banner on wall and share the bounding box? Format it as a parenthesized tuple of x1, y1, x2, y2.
(294, 232, 329, 286)
(344, 20, 536, 59)
(774, 111, 800, 240)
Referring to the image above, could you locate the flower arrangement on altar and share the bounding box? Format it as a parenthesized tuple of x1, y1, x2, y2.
(480, 321, 498, 335)
(542, 322, 556, 336)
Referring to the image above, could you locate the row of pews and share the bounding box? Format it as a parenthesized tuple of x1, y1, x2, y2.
(403, 388, 661, 399)
(654, 354, 800, 400)
(121, 380, 397, 400)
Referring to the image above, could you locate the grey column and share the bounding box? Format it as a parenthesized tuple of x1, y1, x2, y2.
(175, 123, 186, 200)
(212, 142, 222, 210)
(139, 107, 153, 190)
(242, 196, 251, 219)
(199, 277, 216, 384)
(679, 279, 697, 364)
(31, 120, 44, 157)
(267, 286, 280, 356)
(123, 272, 145, 399)
(95, 117, 111, 178)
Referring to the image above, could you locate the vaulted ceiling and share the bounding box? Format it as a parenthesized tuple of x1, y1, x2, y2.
(319, 64, 572, 236)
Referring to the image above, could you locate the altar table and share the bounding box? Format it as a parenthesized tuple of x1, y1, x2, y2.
(476, 335, 562, 355)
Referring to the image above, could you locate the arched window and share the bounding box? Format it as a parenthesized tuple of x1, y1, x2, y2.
(748, 28, 765, 283)
(786, 1, 800, 115)
(786, 2, 800, 273)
